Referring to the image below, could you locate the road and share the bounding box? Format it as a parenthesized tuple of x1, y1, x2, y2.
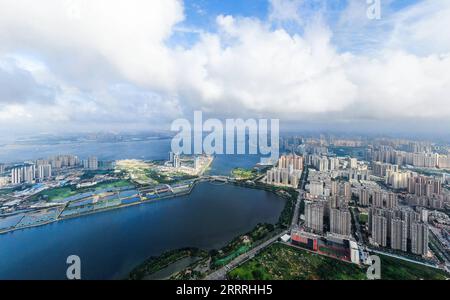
(350, 207, 363, 242)
(205, 231, 288, 280)
(291, 191, 302, 228)
(368, 248, 442, 270)
(205, 167, 308, 280)
(291, 167, 308, 229)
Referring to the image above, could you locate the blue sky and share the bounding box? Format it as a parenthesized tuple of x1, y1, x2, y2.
(182, 0, 420, 22)
(173, 0, 424, 50)
(0, 0, 450, 136)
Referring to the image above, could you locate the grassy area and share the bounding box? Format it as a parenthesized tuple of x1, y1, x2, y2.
(359, 213, 368, 224)
(41, 186, 76, 201)
(115, 160, 157, 185)
(93, 180, 131, 190)
(31, 179, 133, 202)
(228, 243, 449, 280)
(228, 243, 367, 280)
(145, 169, 196, 185)
(211, 223, 276, 269)
(79, 169, 114, 180)
(379, 254, 449, 280)
(214, 245, 251, 267)
(231, 168, 256, 180)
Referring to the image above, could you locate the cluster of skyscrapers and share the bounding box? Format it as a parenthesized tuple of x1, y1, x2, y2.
(304, 199, 352, 237)
(371, 146, 450, 169)
(11, 164, 52, 184)
(266, 154, 303, 188)
(8, 155, 99, 185)
(369, 207, 429, 256)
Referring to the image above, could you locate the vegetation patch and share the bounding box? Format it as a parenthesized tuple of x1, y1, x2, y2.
(378, 254, 449, 280)
(210, 223, 276, 269)
(31, 179, 133, 202)
(128, 248, 207, 280)
(228, 243, 367, 280)
(231, 168, 257, 180)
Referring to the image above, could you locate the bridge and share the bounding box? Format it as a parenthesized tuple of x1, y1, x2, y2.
(199, 175, 233, 183)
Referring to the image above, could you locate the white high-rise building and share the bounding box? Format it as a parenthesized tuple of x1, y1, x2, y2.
(37, 164, 52, 181)
(348, 158, 358, 169)
(11, 165, 35, 184)
(83, 157, 98, 170)
(173, 154, 181, 168)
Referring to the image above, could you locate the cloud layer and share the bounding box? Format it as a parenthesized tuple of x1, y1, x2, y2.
(0, 0, 449, 135)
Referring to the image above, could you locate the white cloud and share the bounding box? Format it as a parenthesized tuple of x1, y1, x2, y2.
(269, 0, 304, 24)
(173, 15, 357, 119)
(0, 0, 449, 135)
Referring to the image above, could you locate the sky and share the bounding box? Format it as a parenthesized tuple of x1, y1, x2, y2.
(0, 0, 449, 138)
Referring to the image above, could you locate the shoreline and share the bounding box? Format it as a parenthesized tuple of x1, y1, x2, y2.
(0, 175, 288, 236)
(0, 183, 196, 236)
(0, 157, 215, 235)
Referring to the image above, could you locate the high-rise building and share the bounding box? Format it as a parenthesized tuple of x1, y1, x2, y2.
(408, 175, 441, 196)
(11, 167, 22, 185)
(37, 164, 52, 181)
(11, 165, 35, 184)
(278, 154, 304, 171)
(411, 222, 429, 256)
(49, 155, 79, 169)
(266, 166, 300, 188)
(329, 157, 339, 171)
(348, 158, 358, 169)
(329, 196, 341, 210)
(83, 157, 98, 170)
(372, 190, 384, 208)
(173, 154, 181, 168)
(0, 163, 4, 174)
(330, 208, 352, 237)
(372, 214, 388, 247)
(359, 188, 370, 206)
(305, 201, 324, 233)
(308, 181, 324, 196)
(386, 193, 398, 209)
(330, 180, 338, 196)
(194, 157, 201, 170)
(400, 209, 420, 239)
(341, 182, 351, 201)
(390, 218, 407, 252)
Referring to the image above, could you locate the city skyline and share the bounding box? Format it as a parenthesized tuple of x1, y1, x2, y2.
(1, 0, 450, 137)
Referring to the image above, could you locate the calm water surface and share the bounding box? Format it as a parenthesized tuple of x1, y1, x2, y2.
(0, 183, 285, 279)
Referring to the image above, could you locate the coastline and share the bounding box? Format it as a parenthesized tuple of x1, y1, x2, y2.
(0, 156, 215, 235)
(0, 177, 291, 236)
